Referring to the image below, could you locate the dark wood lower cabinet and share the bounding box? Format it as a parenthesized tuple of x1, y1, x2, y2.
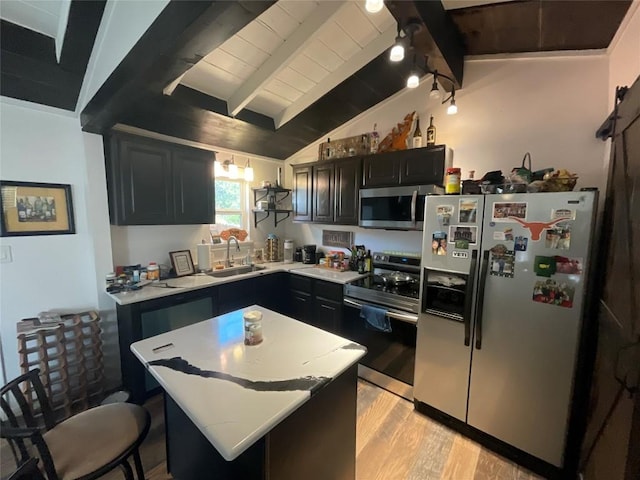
(118, 274, 344, 404)
(288, 275, 343, 335)
(165, 365, 358, 480)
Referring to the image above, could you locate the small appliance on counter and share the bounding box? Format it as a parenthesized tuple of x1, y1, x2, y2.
(294, 247, 303, 263)
(302, 245, 316, 264)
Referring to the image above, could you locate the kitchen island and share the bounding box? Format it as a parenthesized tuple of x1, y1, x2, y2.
(131, 305, 366, 480)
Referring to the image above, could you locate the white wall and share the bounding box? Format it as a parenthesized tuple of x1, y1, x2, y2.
(608, 0, 640, 106)
(284, 53, 610, 255)
(0, 99, 116, 386)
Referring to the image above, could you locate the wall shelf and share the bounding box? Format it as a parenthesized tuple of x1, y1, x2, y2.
(252, 187, 292, 227)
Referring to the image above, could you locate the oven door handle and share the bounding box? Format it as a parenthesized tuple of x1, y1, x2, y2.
(343, 298, 417, 325)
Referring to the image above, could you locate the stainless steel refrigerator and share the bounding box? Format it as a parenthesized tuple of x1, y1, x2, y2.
(414, 191, 598, 469)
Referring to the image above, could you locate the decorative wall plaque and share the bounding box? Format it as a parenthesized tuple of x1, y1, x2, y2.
(322, 230, 353, 249)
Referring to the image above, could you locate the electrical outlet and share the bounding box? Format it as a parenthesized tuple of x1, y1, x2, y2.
(0, 245, 12, 263)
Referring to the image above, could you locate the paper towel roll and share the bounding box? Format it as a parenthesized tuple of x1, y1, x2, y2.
(197, 244, 211, 271)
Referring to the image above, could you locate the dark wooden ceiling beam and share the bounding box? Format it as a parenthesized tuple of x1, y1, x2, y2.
(386, 0, 465, 91)
(0, 1, 105, 111)
(81, 0, 275, 134)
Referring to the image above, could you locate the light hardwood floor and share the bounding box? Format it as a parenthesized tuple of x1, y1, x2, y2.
(2, 380, 543, 480)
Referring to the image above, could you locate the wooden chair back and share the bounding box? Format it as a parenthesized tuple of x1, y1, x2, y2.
(0, 369, 57, 470)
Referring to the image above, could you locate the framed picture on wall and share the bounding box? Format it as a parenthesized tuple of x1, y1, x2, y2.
(0, 180, 76, 236)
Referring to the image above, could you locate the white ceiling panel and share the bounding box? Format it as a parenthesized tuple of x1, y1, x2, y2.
(238, 19, 284, 54)
(263, 78, 303, 103)
(354, 0, 396, 33)
(215, 36, 270, 69)
(288, 53, 330, 83)
(258, 3, 304, 40)
(182, 62, 241, 100)
(203, 49, 257, 81)
(277, 0, 318, 23)
(316, 22, 361, 61)
(334, 2, 379, 48)
(0, 0, 61, 37)
(275, 66, 317, 94)
(248, 91, 291, 117)
(303, 40, 343, 72)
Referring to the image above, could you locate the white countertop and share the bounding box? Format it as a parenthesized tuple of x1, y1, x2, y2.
(130, 305, 366, 461)
(108, 262, 367, 305)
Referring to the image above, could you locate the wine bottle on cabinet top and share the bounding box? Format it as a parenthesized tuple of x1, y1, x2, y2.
(412, 116, 423, 148)
(426, 116, 436, 146)
(370, 124, 380, 154)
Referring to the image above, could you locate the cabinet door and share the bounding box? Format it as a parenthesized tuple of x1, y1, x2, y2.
(313, 163, 334, 224)
(218, 279, 258, 315)
(290, 290, 313, 323)
(114, 135, 173, 225)
(334, 157, 361, 225)
(172, 147, 215, 224)
(292, 165, 312, 222)
(362, 153, 401, 187)
(313, 297, 342, 335)
(400, 146, 446, 186)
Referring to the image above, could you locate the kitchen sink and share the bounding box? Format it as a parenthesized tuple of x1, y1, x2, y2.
(206, 265, 267, 278)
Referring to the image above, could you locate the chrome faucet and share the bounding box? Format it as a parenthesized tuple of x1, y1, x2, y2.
(225, 236, 240, 267)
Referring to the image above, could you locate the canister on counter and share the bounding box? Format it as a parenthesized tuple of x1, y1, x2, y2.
(244, 310, 263, 346)
(445, 167, 461, 194)
(147, 262, 160, 281)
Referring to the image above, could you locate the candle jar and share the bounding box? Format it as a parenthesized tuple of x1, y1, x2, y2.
(244, 310, 263, 346)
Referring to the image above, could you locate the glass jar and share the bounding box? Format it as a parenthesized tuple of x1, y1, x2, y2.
(445, 167, 461, 194)
(244, 310, 263, 346)
(283, 240, 294, 264)
(147, 262, 160, 281)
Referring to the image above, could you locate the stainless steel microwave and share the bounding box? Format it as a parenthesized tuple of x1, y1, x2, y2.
(359, 184, 444, 230)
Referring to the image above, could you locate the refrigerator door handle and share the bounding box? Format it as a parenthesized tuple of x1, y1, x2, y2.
(462, 249, 478, 346)
(475, 249, 491, 350)
(410, 190, 418, 224)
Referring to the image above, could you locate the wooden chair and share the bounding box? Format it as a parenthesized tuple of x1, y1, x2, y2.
(6, 458, 47, 480)
(0, 369, 150, 480)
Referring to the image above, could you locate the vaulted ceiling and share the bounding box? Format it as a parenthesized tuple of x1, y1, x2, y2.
(1, 0, 632, 160)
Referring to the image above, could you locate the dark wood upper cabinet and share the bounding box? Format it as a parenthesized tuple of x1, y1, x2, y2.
(363, 146, 449, 188)
(172, 147, 215, 224)
(105, 132, 214, 225)
(312, 162, 334, 224)
(293, 157, 361, 225)
(292, 165, 312, 222)
(334, 157, 361, 225)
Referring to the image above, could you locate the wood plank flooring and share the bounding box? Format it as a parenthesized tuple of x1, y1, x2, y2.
(2, 380, 543, 480)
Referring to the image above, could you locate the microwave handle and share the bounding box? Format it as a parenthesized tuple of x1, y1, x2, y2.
(411, 190, 418, 224)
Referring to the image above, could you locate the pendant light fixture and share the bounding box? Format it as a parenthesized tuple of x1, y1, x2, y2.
(228, 155, 238, 179)
(407, 53, 419, 89)
(365, 0, 384, 13)
(244, 158, 254, 182)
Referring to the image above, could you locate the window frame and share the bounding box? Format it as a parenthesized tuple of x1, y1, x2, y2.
(213, 177, 249, 234)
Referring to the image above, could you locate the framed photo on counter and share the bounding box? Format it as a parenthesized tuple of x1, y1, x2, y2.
(170, 250, 196, 277)
(0, 180, 75, 236)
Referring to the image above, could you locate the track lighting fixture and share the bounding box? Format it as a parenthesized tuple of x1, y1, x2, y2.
(446, 90, 458, 115)
(429, 73, 441, 100)
(407, 72, 419, 89)
(365, 0, 384, 14)
(389, 24, 404, 62)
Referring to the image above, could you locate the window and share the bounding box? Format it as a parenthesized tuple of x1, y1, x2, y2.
(214, 178, 247, 231)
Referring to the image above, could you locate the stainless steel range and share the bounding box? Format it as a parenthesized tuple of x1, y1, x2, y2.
(342, 252, 421, 400)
